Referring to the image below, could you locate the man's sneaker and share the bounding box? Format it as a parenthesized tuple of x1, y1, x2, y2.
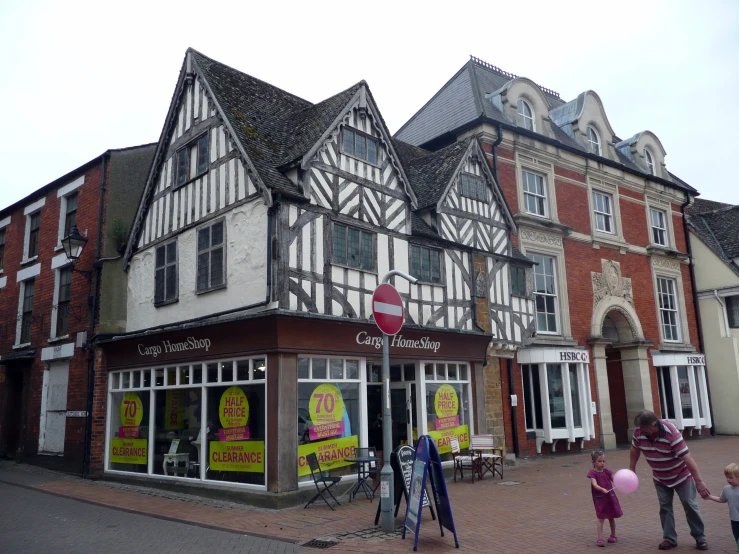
(695, 540, 708, 551)
(658, 540, 677, 550)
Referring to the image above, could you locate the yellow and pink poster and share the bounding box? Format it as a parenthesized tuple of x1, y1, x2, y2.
(218, 386, 250, 441)
(429, 425, 470, 454)
(308, 384, 345, 440)
(434, 384, 460, 430)
(297, 435, 358, 477)
(209, 441, 264, 472)
(164, 390, 185, 430)
(110, 438, 147, 464)
(119, 392, 143, 438)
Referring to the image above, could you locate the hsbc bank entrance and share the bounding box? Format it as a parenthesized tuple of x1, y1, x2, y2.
(95, 312, 490, 505)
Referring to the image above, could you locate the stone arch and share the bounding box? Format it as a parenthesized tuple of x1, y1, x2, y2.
(590, 296, 644, 342)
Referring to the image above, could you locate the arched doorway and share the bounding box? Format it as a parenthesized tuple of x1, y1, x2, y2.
(602, 310, 634, 445)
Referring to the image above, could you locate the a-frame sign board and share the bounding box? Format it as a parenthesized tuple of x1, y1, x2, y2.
(402, 435, 459, 550)
(374, 445, 436, 525)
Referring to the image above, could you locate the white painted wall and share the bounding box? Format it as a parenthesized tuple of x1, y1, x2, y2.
(127, 200, 269, 331)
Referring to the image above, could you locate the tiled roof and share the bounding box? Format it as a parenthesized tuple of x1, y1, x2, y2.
(403, 138, 471, 210)
(687, 198, 739, 274)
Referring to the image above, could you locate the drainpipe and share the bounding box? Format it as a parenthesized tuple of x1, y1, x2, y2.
(713, 290, 730, 336)
(82, 153, 107, 477)
(507, 358, 520, 457)
(491, 123, 503, 183)
(681, 193, 715, 436)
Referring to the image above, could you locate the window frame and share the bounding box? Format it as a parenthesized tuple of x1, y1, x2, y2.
(650, 208, 668, 247)
(592, 190, 614, 234)
(341, 127, 379, 166)
(529, 253, 559, 335)
(459, 173, 486, 202)
(175, 133, 209, 189)
(63, 192, 78, 241)
(517, 98, 535, 132)
(587, 126, 601, 156)
(196, 218, 226, 294)
(20, 278, 35, 344)
(0, 227, 5, 272)
(726, 296, 739, 329)
(27, 211, 41, 259)
(656, 276, 681, 342)
(331, 222, 376, 272)
(521, 170, 548, 218)
(409, 244, 443, 284)
(645, 148, 656, 176)
(511, 265, 527, 297)
(155, 239, 179, 306)
(54, 266, 73, 338)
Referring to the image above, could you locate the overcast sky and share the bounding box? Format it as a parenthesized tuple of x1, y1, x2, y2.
(1, 0, 737, 212)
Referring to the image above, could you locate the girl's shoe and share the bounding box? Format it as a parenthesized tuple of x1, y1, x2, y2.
(597, 539, 605, 547)
(608, 535, 617, 543)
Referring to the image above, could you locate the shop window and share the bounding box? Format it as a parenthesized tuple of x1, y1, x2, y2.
(297, 357, 361, 482)
(656, 367, 675, 419)
(109, 390, 151, 474)
(656, 365, 707, 424)
(196, 219, 225, 292)
(425, 363, 472, 463)
(410, 245, 442, 283)
(107, 357, 267, 487)
(522, 364, 543, 430)
(726, 296, 739, 328)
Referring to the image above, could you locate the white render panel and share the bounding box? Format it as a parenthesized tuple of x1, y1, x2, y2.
(237, 161, 246, 199)
(347, 269, 360, 289)
(57, 175, 85, 198)
(219, 127, 226, 159)
(377, 234, 390, 281)
(16, 263, 41, 282)
(228, 159, 236, 203)
(301, 224, 311, 272)
(348, 289, 360, 313)
(126, 200, 269, 332)
(23, 197, 45, 215)
(315, 283, 325, 314)
(185, 87, 192, 130)
(331, 266, 344, 283)
(289, 279, 299, 310)
(219, 165, 227, 209)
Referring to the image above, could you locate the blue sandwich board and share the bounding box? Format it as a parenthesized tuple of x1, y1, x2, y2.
(402, 435, 459, 551)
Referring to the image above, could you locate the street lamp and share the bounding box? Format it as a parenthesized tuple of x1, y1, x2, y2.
(61, 224, 92, 281)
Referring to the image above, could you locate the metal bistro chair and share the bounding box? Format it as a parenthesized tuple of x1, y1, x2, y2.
(450, 436, 482, 483)
(471, 434, 504, 479)
(304, 452, 341, 510)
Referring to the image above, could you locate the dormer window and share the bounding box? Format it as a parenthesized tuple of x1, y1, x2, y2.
(517, 99, 535, 132)
(342, 128, 378, 165)
(587, 126, 601, 156)
(645, 148, 656, 176)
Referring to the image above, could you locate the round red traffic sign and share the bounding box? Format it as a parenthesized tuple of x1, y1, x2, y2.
(372, 283, 404, 335)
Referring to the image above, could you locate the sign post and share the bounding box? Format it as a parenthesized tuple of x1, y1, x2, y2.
(374, 271, 417, 533)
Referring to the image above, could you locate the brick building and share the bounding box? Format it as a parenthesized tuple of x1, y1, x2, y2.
(396, 56, 710, 457)
(0, 144, 155, 473)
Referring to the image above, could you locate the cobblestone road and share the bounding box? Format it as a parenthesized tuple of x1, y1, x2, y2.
(0, 482, 305, 554)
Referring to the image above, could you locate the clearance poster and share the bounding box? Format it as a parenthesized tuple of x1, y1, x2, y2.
(428, 425, 470, 454)
(110, 438, 147, 464)
(118, 392, 143, 438)
(218, 386, 250, 441)
(210, 441, 264, 472)
(298, 435, 358, 477)
(164, 390, 185, 430)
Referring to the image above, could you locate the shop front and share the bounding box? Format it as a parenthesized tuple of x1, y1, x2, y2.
(97, 313, 491, 501)
(652, 352, 711, 434)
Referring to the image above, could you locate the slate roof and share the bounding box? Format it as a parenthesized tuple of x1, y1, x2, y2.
(403, 138, 472, 210)
(687, 198, 739, 275)
(395, 56, 697, 195)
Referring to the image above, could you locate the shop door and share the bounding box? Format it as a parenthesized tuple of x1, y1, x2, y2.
(390, 383, 417, 449)
(606, 350, 629, 445)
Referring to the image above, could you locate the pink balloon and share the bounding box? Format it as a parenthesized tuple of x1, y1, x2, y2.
(613, 469, 639, 494)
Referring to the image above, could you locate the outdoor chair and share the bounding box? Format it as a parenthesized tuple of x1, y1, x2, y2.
(470, 434, 504, 479)
(304, 452, 341, 510)
(450, 436, 482, 483)
(366, 447, 380, 495)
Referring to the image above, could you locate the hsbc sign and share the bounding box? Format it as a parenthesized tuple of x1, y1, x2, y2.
(557, 349, 590, 363)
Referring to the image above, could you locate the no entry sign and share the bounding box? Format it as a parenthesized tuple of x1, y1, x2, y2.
(372, 283, 404, 335)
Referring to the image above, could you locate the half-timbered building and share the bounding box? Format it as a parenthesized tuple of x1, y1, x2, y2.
(93, 49, 534, 501)
(396, 56, 711, 457)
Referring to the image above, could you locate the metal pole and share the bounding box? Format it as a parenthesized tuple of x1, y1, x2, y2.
(378, 269, 417, 532)
(380, 332, 393, 531)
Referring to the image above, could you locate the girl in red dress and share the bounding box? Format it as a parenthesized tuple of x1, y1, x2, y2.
(588, 450, 623, 547)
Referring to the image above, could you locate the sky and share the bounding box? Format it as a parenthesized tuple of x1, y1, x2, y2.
(1, 0, 738, 211)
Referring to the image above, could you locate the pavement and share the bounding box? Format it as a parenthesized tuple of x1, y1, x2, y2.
(1, 435, 738, 553)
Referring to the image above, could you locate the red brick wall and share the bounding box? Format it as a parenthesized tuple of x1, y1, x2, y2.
(0, 163, 104, 473)
(555, 179, 590, 234)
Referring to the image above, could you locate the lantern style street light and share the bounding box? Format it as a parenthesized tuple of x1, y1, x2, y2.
(62, 224, 92, 281)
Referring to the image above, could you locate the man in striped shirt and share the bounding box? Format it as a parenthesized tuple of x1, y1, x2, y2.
(630, 409, 710, 550)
